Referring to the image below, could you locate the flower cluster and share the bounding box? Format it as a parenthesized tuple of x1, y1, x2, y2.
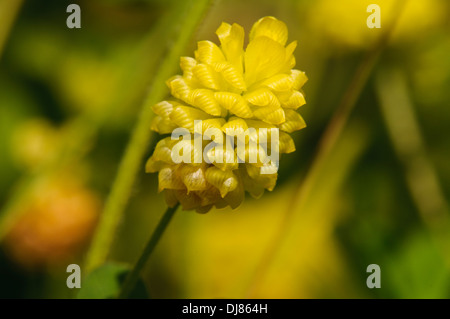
(146, 16, 307, 213)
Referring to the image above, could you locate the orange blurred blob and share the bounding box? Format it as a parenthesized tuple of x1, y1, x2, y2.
(4, 177, 100, 269)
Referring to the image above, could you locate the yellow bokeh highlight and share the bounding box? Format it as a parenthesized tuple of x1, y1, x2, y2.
(309, 0, 447, 50)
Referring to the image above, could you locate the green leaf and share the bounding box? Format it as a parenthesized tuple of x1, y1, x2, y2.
(77, 262, 149, 299)
(384, 231, 450, 299)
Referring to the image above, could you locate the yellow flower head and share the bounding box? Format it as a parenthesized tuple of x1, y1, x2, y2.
(146, 16, 307, 213)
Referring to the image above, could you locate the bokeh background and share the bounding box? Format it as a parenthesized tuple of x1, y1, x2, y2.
(1, 0, 450, 298)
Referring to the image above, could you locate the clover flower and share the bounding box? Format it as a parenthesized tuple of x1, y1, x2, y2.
(146, 16, 307, 213)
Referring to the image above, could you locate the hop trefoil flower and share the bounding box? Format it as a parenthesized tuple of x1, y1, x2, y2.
(146, 16, 308, 213)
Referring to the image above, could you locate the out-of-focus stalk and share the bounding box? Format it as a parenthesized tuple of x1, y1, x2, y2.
(118, 204, 179, 299)
(84, 0, 213, 273)
(246, 0, 407, 297)
(375, 68, 450, 266)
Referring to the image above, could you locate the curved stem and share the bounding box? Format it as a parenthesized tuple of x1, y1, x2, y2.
(84, 0, 212, 272)
(118, 204, 179, 299)
(376, 68, 450, 267)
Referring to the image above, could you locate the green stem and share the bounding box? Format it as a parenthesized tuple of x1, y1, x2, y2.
(118, 204, 179, 299)
(84, 0, 212, 273)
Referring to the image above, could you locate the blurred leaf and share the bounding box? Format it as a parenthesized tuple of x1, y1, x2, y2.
(77, 262, 148, 299)
(384, 231, 450, 299)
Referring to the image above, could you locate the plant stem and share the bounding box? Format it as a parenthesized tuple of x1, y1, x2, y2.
(375, 68, 450, 267)
(84, 0, 212, 273)
(118, 204, 179, 299)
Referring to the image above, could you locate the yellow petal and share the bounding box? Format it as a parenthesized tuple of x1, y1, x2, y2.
(152, 100, 173, 117)
(170, 138, 203, 165)
(205, 142, 238, 171)
(249, 16, 288, 46)
(243, 119, 276, 143)
(153, 136, 173, 149)
(150, 116, 162, 132)
(236, 143, 270, 167)
(153, 118, 178, 134)
(196, 204, 213, 214)
(164, 189, 179, 208)
(158, 166, 185, 192)
(195, 40, 226, 65)
(151, 137, 177, 163)
(245, 164, 277, 191)
(221, 117, 249, 133)
(244, 36, 286, 86)
(244, 119, 276, 129)
(248, 128, 269, 146)
(174, 189, 202, 210)
(177, 164, 207, 192)
(205, 166, 238, 197)
(278, 131, 296, 153)
(214, 197, 228, 209)
(260, 73, 294, 92)
(279, 109, 306, 133)
(186, 89, 225, 117)
(192, 63, 222, 90)
(244, 87, 280, 108)
(290, 69, 308, 90)
(212, 62, 246, 91)
(167, 76, 190, 101)
(214, 92, 252, 118)
(202, 118, 226, 137)
(285, 40, 297, 57)
(216, 22, 245, 73)
(180, 56, 197, 81)
(259, 161, 279, 177)
(253, 105, 285, 125)
(145, 156, 163, 173)
(277, 90, 306, 109)
(222, 117, 249, 144)
(169, 106, 211, 132)
(245, 183, 264, 198)
(223, 172, 244, 209)
(239, 165, 265, 198)
(282, 40, 297, 71)
(194, 184, 220, 205)
(150, 101, 179, 133)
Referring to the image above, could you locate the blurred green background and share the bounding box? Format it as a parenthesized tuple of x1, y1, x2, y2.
(0, 0, 449, 298)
